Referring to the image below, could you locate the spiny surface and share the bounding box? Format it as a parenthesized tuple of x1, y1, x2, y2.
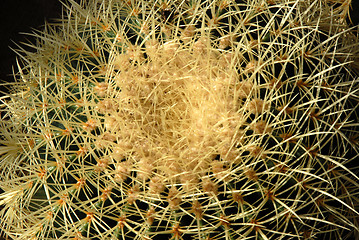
(0, 0, 359, 239)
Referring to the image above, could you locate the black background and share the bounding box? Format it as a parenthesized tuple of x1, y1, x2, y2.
(0, 0, 64, 91)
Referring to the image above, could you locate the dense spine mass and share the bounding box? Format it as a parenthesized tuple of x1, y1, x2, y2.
(0, 0, 359, 239)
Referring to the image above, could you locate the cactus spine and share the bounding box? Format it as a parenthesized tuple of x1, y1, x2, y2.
(1, 0, 359, 239)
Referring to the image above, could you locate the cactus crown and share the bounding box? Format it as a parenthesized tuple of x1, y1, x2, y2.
(1, 0, 359, 239)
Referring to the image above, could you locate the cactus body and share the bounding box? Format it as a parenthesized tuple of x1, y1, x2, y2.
(1, 0, 359, 239)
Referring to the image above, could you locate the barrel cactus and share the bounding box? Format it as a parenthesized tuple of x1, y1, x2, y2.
(1, 0, 359, 239)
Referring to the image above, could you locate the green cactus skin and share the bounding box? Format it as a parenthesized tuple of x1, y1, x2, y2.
(0, 0, 359, 239)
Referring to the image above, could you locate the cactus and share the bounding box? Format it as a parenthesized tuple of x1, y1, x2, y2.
(1, 0, 359, 239)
